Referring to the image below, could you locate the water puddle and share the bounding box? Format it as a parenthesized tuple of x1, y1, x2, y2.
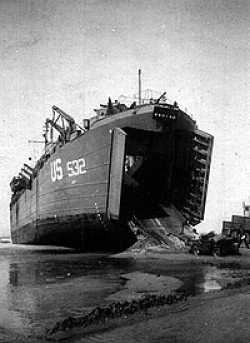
(198, 270, 223, 292)
(182, 265, 250, 295)
(0, 245, 249, 339)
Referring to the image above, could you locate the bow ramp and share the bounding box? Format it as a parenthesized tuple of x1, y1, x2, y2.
(128, 205, 187, 249)
(106, 126, 213, 251)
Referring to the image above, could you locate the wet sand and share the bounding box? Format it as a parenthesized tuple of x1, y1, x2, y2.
(47, 249, 250, 342)
(106, 272, 183, 301)
(1, 244, 250, 342)
(78, 285, 250, 343)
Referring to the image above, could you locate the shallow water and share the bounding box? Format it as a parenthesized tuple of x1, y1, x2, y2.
(0, 244, 137, 338)
(0, 244, 249, 340)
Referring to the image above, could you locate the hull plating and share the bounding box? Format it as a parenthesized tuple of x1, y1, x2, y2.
(10, 104, 213, 250)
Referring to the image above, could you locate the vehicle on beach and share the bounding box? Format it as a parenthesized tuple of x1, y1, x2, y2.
(221, 203, 250, 248)
(190, 234, 240, 256)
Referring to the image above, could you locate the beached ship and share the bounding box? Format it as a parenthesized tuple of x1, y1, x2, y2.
(10, 75, 213, 251)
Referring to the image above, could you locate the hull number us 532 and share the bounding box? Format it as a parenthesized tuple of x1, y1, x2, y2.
(50, 157, 87, 182)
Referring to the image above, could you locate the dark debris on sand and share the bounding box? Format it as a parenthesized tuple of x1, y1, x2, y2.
(46, 290, 189, 340)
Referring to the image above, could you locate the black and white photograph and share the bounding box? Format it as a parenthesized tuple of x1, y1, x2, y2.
(0, 0, 250, 342)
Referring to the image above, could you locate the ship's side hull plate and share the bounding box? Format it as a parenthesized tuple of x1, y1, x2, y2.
(11, 213, 135, 252)
(10, 105, 213, 251)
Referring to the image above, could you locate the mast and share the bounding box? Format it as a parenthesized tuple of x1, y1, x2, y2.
(138, 69, 142, 105)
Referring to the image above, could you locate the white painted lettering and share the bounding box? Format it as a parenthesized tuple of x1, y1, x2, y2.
(67, 157, 87, 177)
(50, 158, 63, 182)
(78, 158, 87, 175)
(51, 157, 86, 181)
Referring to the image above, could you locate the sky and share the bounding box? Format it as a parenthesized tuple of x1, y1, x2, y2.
(0, 0, 249, 236)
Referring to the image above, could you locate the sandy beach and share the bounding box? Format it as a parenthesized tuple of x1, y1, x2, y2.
(1, 244, 250, 342)
(43, 248, 250, 343)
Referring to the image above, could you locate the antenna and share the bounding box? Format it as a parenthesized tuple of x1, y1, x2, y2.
(28, 140, 44, 144)
(138, 69, 142, 105)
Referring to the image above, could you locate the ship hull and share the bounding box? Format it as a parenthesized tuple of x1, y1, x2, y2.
(11, 213, 135, 251)
(10, 123, 134, 251)
(10, 104, 213, 251)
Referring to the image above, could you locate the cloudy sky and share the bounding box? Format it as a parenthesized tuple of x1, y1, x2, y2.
(0, 0, 249, 236)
